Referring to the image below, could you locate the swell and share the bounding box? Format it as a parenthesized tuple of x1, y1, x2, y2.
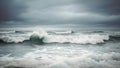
(0, 34, 112, 44)
(109, 35, 120, 41)
(0, 30, 120, 45)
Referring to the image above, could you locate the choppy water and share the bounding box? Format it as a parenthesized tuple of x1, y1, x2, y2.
(0, 27, 120, 68)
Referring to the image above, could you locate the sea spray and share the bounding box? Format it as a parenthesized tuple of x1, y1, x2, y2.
(29, 31, 45, 44)
(1, 29, 120, 44)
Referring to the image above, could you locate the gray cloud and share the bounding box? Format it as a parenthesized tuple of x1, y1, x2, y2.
(75, 0, 120, 15)
(0, 0, 26, 22)
(0, 0, 120, 26)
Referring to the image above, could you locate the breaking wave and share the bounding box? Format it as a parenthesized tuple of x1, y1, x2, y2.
(52, 30, 74, 35)
(0, 29, 120, 44)
(44, 34, 109, 44)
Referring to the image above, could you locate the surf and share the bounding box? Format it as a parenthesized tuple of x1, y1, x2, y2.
(0, 29, 120, 44)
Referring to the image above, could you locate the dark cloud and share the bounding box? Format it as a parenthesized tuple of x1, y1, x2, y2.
(0, 0, 26, 22)
(0, 0, 120, 27)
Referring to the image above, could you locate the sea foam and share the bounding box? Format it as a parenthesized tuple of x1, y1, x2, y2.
(0, 47, 120, 68)
(0, 29, 119, 44)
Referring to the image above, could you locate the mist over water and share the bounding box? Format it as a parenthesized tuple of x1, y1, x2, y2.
(0, 26, 120, 68)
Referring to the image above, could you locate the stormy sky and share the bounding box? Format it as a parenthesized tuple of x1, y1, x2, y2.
(0, 0, 120, 27)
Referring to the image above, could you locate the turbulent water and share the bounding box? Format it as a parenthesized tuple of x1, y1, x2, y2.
(0, 27, 120, 68)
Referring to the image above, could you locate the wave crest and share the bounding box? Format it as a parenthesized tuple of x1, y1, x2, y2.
(0, 29, 120, 44)
(44, 34, 109, 44)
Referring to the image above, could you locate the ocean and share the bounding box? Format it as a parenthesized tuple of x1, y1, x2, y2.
(0, 26, 120, 68)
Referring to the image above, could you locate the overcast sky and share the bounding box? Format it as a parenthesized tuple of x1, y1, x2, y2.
(0, 0, 120, 27)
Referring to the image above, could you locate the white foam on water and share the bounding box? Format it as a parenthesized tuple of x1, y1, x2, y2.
(0, 28, 48, 43)
(44, 34, 109, 44)
(53, 30, 74, 35)
(0, 35, 29, 43)
(1, 28, 120, 44)
(0, 30, 110, 44)
(0, 47, 120, 68)
(0, 28, 120, 68)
